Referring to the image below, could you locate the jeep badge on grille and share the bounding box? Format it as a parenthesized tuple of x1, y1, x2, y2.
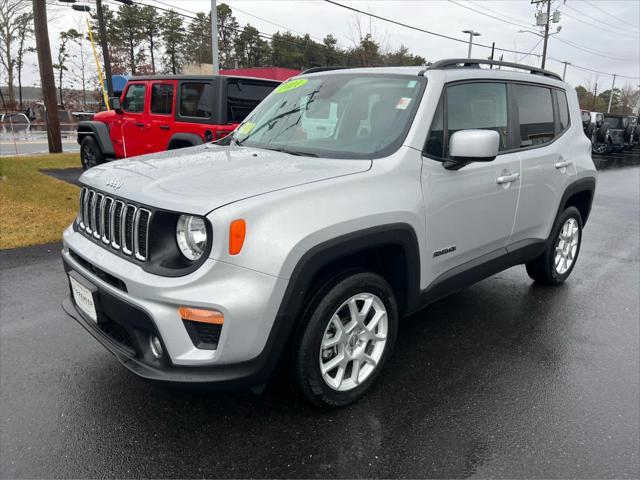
(106, 178, 123, 190)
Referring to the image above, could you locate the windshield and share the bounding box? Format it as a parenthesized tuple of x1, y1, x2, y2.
(229, 74, 425, 159)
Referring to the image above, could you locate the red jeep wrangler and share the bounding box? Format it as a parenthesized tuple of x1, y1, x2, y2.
(77, 75, 279, 169)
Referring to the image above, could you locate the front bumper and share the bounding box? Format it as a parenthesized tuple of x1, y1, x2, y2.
(61, 227, 289, 386)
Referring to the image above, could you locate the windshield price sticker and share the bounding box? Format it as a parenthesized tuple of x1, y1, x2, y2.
(238, 122, 256, 135)
(275, 78, 308, 93)
(396, 97, 412, 110)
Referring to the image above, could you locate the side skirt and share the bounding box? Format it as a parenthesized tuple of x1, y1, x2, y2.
(409, 238, 546, 313)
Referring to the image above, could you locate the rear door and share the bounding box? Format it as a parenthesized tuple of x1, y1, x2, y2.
(509, 84, 576, 244)
(148, 81, 176, 152)
(120, 82, 149, 157)
(421, 81, 521, 281)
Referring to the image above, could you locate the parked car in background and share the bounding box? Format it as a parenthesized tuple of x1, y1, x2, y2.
(625, 115, 637, 148)
(77, 75, 280, 170)
(0, 112, 30, 125)
(590, 112, 609, 154)
(632, 116, 640, 146)
(601, 114, 628, 153)
(580, 109, 595, 141)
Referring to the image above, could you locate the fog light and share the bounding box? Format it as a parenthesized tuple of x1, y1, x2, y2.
(149, 335, 163, 359)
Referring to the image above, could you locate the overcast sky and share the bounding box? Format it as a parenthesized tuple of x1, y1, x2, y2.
(27, 0, 640, 90)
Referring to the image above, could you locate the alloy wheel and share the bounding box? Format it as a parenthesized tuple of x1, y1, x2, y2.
(319, 293, 388, 392)
(554, 217, 579, 275)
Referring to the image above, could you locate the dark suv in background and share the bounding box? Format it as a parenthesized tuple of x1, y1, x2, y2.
(77, 75, 280, 170)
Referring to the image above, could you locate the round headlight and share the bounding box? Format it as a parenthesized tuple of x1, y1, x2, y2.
(176, 215, 208, 261)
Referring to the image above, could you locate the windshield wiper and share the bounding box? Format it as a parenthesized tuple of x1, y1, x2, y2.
(263, 147, 318, 157)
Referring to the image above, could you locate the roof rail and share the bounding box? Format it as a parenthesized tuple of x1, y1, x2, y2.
(300, 66, 351, 75)
(421, 58, 562, 81)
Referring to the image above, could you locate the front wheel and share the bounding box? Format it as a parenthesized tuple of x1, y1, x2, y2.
(80, 136, 105, 170)
(293, 272, 398, 409)
(526, 206, 583, 285)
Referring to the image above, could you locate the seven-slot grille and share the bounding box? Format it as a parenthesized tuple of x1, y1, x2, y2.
(78, 187, 151, 261)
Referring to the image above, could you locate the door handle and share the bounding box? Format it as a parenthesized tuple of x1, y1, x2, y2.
(496, 172, 520, 184)
(159, 125, 170, 130)
(135, 122, 145, 127)
(555, 159, 573, 169)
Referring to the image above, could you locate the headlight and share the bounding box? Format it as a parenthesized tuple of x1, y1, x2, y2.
(176, 215, 208, 261)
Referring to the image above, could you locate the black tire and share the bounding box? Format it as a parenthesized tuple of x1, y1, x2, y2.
(80, 136, 105, 170)
(596, 124, 609, 144)
(526, 206, 583, 285)
(584, 122, 595, 141)
(293, 271, 398, 409)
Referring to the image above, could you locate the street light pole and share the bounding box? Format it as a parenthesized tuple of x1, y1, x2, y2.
(462, 30, 481, 58)
(561, 61, 570, 80)
(211, 0, 219, 74)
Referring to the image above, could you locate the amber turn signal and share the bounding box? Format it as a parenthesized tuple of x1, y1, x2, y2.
(178, 306, 224, 325)
(229, 219, 246, 255)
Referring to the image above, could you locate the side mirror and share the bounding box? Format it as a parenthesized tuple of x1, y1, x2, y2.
(444, 129, 500, 170)
(109, 97, 121, 112)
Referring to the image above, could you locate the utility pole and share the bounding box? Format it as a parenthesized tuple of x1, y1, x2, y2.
(489, 42, 495, 67)
(211, 0, 219, 74)
(561, 61, 570, 80)
(607, 74, 617, 113)
(96, 0, 113, 99)
(462, 30, 481, 58)
(591, 78, 598, 111)
(33, 0, 62, 153)
(541, 0, 551, 69)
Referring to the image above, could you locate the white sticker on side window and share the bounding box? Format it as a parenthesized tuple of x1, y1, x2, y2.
(396, 97, 412, 110)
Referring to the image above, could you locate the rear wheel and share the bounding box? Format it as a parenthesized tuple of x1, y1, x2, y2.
(293, 272, 398, 409)
(526, 206, 583, 285)
(80, 136, 105, 170)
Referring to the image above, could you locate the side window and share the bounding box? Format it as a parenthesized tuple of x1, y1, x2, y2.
(122, 84, 146, 113)
(556, 89, 570, 132)
(227, 80, 277, 123)
(150, 83, 174, 115)
(424, 82, 508, 160)
(515, 84, 554, 147)
(180, 83, 214, 118)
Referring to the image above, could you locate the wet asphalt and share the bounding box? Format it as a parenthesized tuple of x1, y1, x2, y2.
(1, 155, 639, 478)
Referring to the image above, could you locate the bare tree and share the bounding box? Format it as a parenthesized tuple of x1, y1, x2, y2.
(53, 29, 82, 108)
(0, 0, 30, 108)
(15, 11, 34, 109)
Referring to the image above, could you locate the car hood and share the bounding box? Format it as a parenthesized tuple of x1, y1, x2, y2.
(80, 144, 372, 215)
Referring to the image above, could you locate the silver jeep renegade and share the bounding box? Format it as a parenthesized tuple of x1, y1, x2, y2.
(62, 59, 597, 408)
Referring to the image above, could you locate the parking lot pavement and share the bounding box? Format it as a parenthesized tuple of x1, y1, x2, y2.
(1, 161, 638, 479)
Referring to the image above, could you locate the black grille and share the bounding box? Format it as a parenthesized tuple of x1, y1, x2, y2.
(69, 249, 127, 292)
(77, 188, 151, 261)
(183, 320, 222, 350)
(123, 206, 135, 253)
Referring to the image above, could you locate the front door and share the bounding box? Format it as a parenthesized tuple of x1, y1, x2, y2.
(121, 82, 149, 157)
(421, 81, 521, 283)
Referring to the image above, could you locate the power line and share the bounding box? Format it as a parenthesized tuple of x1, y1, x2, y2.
(561, 4, 639, 38)
(447, 0, 532, 30)
(577, 0, 639, 32)
(323, 0, 639, 80)
(552, 35, 637, 62)
(323, 0, 530, 57)
(518, 38, 543, 62)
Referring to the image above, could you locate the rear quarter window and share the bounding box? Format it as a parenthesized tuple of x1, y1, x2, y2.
(514, 84, 554, 147)
(556, 90, 570, 132)
(227, 80, 277, 123)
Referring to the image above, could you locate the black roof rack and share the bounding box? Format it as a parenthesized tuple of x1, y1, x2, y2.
(300, 66, 351, 75)
(420, 58, 562, 81)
